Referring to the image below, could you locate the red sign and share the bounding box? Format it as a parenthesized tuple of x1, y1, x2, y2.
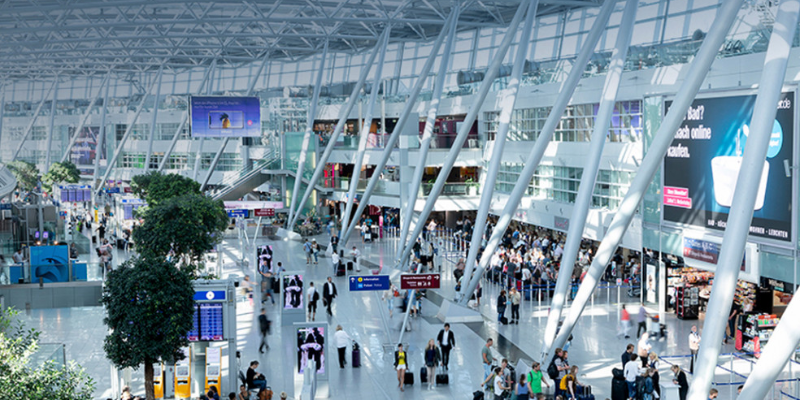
(124, 187, 132, 193)
(254, 208, 275, 217)
(400, 273, 441, 290)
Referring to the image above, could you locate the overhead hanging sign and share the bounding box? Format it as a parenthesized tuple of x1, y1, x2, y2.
(349, 275, 391, 291)
(662, 92, 795, 243)
(190, 96, 262, 137)
(400, 273, 441, 290)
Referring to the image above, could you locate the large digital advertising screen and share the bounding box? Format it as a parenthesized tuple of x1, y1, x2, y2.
(283, 274, 304, 310)
(189, 96, 261, 137)
(663, 92, 794, 242)
(297, 326, 325, 374)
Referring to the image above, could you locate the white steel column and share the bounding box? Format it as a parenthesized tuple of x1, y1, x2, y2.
(396, 0, 528, 268)
(158, 64, 216, 172)
(200, 52, 270, 192)
(690, 0, 799, 397)
(96, 67, 163, 196)
(286, 41, 329, 226)
(44, 78, 60, 173)
(10, 80, 58, 162)
(549, 0, 746, 365)
(92, 80, 111, 189)
(341, 10, 456, 245)
(459, 0, 539, 292)
(340, 28, 392, 235)
(61, 74, 111, 163)
(539, 0, 637, 362)
(289, 27, 391, 229)
(193, 60, 218, 180)
(144, 68, 165, 171)
(395, 10, 459, 262)
(459, 0, 616, 302)
(0, 88, 5, 157)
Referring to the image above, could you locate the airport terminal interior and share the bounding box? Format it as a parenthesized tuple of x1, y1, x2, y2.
(3, 0, 800, 399)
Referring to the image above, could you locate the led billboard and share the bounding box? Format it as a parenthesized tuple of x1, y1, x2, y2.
(663, 92, 794, 242)
(189, 96, 261, 137)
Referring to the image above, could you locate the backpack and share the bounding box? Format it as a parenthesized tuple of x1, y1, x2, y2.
(313, 290, 320, 302)
(547, 359, 559, 380)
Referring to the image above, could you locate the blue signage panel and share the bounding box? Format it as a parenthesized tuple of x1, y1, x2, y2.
(348, 275, 391, 291)
(226, 209, 248, 218)
(193, 290, 227, 301)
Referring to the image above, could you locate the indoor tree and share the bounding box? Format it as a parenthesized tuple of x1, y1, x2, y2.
(7, 160, 40, 193)
(0, 307, 95, 399)
(101, 256, 196, 400)
(41, 160, 80, 193)
(131, 170, 201, 207)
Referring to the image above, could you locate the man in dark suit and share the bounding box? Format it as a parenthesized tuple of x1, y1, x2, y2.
(323, 277, 338, 316)
(437, 323, 456, 370)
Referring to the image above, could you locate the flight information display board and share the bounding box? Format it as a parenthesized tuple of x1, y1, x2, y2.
(187, 303, 224, 342)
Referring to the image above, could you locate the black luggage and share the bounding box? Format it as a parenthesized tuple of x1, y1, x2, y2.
(420, 366, 428, 383)
(611, 377, 628, 400)
(500, 316, 508, 325)
(473, 390, 485, 400)
(336, 262, 346, 277)
(404, 370, 414, 385)
(347, 261, 354, 271)
(435, 366, 449, 385)
(352, 342, 361, 368)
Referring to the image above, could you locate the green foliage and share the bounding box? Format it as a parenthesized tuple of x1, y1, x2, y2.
(0, 308, 95, 399)
(7, 160, 40, 192)
(131, 171, 201, 207)
(101, 256, 196, 400)
(42, 161, 81, 192)
(132, 194, 228, 268)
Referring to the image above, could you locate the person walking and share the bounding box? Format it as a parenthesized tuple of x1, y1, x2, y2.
(509, 287, 521, 324)
(497, 290, 508, 324)
(528, 361, 550, 396)
(437, 323, 456, 370)
(310, 239, 320, 264)
(637, 306, 648, 338)
(323, 277, 337, 316)
(307, 282, 319, 321)
(382, 283, 399, 317)
(394, 344, 408, 391)
(618, 304, 631, 339)
(350, 246, 362, 272)
(424, 339, 442, 390)
(331, 250, 341, 276)
(689, 325, 701, 373)
(334, 325, 351, 369)
(257, 308, 270, 353)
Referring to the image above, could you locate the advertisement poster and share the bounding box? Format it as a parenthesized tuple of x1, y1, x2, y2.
(283, 274, 304, 310)
(297, 326, 325, 374)
(663, 92, 794, 242)
(69, 126, 103, 176)
(190, 96, 261, 137)
(30, 245, 69, 283)
(646, 262, 657, 304)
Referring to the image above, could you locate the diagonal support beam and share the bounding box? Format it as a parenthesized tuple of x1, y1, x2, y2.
(10, 79, 58, 163)
(549, 0, 747, 368)
(691, 0, 799, 398)
(539, 0, 638, 364)
(341, 9, 457, 245)
(158, 62, 216, 172)
(458, 0, 539, 294)
(96, 66, 163, 196)
(459, 0, 614, 308)
(288, 27, 390, 229)
(144, 65, 165, 171)
(340, 27, 392, 234)
(396, 0, 528, 268)
(286, 40, 329, 227)
(199, 51, 270, 192)
(60, 73, 111, 164)
(43, 78, 60, 173)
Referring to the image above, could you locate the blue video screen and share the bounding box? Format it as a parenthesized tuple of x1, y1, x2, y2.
(190, 96, 261, 137)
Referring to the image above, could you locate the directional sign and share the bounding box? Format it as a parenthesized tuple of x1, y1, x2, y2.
(400, 273, 441, 290)
(349, 275, 391, 291)
(226, 209, 248, 218)
(254, 208, 275, 217)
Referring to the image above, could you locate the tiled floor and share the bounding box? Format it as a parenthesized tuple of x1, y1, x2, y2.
(13, 230, 800, 400)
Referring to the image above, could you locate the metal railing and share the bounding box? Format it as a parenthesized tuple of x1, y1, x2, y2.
(206, 149, 280, 200)
(420, 182, 480, 197)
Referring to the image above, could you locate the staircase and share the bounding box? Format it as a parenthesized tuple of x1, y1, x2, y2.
(0, 165, 17, 200)
(208, 150, 280, 201)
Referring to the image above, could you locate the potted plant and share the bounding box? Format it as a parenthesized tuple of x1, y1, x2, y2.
(466, 178, 478, 196)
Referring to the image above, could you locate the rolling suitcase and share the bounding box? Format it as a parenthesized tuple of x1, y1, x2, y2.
(364, 231, 372, 242)
(500, 316, 508, 325)
(336, 263, 346, 277)
(435, 366, 449, 385)
(352, 342, 361, 368)
(420, 366, 428, 383)
(611, 378, 628, 400)
(404, 370, 414, 385)
(347, 261, 354, 271)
